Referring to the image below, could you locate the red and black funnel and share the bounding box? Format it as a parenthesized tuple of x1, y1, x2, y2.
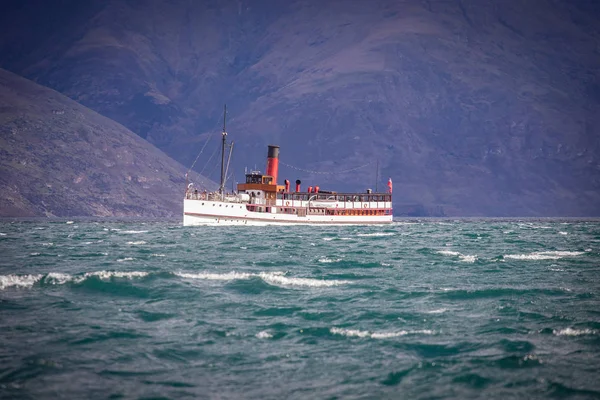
(266, 145, 280, 185)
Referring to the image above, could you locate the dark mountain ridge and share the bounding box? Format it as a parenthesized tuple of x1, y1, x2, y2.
(0, 68, 211, 217)
(1, 0, 599, 216)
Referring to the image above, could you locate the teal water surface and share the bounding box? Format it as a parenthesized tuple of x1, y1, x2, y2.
(1, 219, 599, 399)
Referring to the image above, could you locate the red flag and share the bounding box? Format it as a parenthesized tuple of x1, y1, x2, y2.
(387, 178, 393, 194)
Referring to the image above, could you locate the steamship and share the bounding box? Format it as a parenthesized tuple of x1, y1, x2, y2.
(183, 110, 393, 226)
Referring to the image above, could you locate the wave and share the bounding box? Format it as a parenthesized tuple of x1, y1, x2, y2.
(127, 241, 147, 245)
(437, 250, 477, 263)
(0, 274, 43, 289)
(424, 308, 448, 314)
(119, 230, 149, 234)
(1, 271, 149, 290)
(318, 257, 341, 263)
(356, 232, 395, 237)
(438, 250, 460, 256)
(330, 327, 434, 339)
(255, 331, 273, 339)
(553, 328, 597, 336)
(504, 251, 584, 261)
(3, 269, 348, 291)
(175, 271, 349, 287)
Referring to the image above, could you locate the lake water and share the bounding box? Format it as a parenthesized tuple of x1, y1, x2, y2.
(1, 219, 599, 399)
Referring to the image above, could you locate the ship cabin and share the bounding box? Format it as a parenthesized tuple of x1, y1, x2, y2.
(236, 170, 392, 216)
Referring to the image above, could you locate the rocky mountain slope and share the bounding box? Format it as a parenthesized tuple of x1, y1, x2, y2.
(0, 68, 211, 217)
(1, 0, 599, 216)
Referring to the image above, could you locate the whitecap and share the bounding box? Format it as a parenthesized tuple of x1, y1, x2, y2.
(258, 272, 349, 287)
(504, 251, 584, 261)
(553, 328, 597, 336)
(330, 327, 434, 339)
(117, 257, 135, 262)
(119, 230, 148, 234)
(83, 271, 148, 280)
(255, 331, 273, 339)
(0, 233, 6, 236)
(459, 254, 477, 263)
(151, 254, 166, 257)
(175, 271, 254, 281)
(0, 274, 43, 290)
(425, 308, 448, 314)
(66, 221, 74, 224)
(356, 232, 395, 237)
(318, 257, 341, 263)
(127, 241, 146, 245)
(322, 237, 334, 241)
(44, 272, 74, 285)
(559, 231, 568, 235)
(30, 252, 40, 256)
(438, 250, 461, 256)
(175, 271, 349, 288)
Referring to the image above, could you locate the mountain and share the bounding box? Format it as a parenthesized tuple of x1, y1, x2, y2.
(0, 68, 211, 217)
(1, 0, 599, 216)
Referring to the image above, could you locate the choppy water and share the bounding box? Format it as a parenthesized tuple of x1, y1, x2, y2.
(1, 218, 599, 399)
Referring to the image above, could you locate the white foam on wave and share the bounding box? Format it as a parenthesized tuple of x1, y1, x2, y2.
(459, 254, 477, 263)
(44, 270, 149, 284)
(117, 257, 135, 262)
(66, 221, 74, 224)
(0, 233, 6, 236)
(438, 250, 461, 256)
(85, 270, 148, 280)
(425, 308, 448, 314)
(119, 230, 148, 234)
(322, 237, 334, 241)
(0, 274, 43, 290)
(437, 250, 477, 263)
(258, 272, 349, 287)
(127, 241, 146, 245)
(356, 232, 395, 237)
(318, 257, 341, 263)
(175, 271, 349, 288)
(504, 251, 584, 261)
(44, 272, 74, 285)
(176, 271, 254, 281)
(559, 231, 568, 235)
(330, 327, 434, 339)
(553, 328, 597, 336)
(256, 331, 273, 339)
(151, 254, 166, 257)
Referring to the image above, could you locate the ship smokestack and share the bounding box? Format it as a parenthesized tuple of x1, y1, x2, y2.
(266, 145, 280, 185)
(284, 179, 290, 192)
(295, 179, 301, 192)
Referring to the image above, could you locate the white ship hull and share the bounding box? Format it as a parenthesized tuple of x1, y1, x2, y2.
(183, 199, 393, 226)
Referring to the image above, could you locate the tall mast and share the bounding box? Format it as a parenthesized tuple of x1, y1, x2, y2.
(219, 104, 227, 196)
